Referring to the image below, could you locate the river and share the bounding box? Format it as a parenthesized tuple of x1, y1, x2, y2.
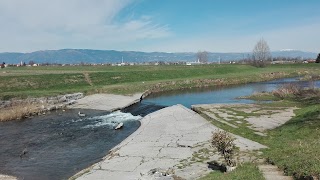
(0, 77, 319, 179)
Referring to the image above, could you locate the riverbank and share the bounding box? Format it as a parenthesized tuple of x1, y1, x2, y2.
(71, 104, 266, 180)
(0, 92, 143, 122)
(1, 64, 319, 121)
(0, 93, 83, 122)
(1, 64, 320, 100)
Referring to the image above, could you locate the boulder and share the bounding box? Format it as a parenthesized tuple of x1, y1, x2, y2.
(115, 122, 124, 130)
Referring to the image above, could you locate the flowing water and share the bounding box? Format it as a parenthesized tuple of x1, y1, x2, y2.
(142, 78, 320, 108)
(0, 77, 319, 179)
(0, 109, 141, 180)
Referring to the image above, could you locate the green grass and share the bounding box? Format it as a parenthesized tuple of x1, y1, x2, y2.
(1, 64, 319, 100)
(197, 97, 320, 179)
(263, 104, 320, 178)
(199, 163, 264, 180)
(237, 92, 280, 101)
(196, 107, 266, 143)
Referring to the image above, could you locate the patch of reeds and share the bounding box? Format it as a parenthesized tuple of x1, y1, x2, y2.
(0, 101, 45, 121)
(272, 83, 302, 99)
(273, 83, 320, 104)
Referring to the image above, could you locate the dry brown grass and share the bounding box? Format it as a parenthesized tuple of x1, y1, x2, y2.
(0, 101, 45, 121)
(211, 130, 237, 167)
(272, 83, 302, 99)
(273, 83, 320, 104)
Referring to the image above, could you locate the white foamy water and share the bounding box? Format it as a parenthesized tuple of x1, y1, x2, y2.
(82, 111, 142, 129)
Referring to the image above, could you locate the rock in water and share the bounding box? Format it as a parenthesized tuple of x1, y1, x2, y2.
(115, 122, 124, 130)
(78, 111, 86, 117)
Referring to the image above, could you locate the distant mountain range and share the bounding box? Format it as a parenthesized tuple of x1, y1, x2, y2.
(0, 49, 317, 64)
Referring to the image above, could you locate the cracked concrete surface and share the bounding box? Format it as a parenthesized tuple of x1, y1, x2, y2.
(193, 104, 297, 133)
(74, 104, 266, 180)
(69, 93, 143, 111)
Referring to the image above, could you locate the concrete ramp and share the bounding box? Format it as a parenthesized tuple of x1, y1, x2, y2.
(69, 93, 142, 111)
(74, 104, 266, 180)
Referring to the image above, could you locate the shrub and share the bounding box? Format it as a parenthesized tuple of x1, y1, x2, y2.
(273, 83, 320, 104)
(250, 60, 267, 68)
(211, 130, 237, 166)
(272, 83, 302, 99)
(295, 88, 320, 104)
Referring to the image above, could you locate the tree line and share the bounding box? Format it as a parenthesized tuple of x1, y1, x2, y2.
(195, 38, 272, 66)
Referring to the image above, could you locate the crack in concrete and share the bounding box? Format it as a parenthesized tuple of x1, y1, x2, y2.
(74, 105, 268, 180)
(95, 169, 134, 173)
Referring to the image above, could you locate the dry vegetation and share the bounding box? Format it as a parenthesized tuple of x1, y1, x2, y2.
(0, 101, 46, 121)
(211, 130, 237, 167)
(273, 83, 320, 104)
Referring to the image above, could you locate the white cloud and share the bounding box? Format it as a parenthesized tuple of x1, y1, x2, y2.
(0, 0, 171, 52)
(0, 0, 318, 53)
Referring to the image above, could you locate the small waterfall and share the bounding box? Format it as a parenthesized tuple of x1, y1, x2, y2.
(82, 111, 142, 129)
(122, 102, 166, 116)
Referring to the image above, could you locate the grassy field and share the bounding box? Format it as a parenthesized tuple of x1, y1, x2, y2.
(1, 64, 320, 100)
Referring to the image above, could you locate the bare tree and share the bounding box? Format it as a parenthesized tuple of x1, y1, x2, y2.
(316, 53, 320, 63)
(28, 60, 35, 65)
(252, 38, 271, 67)
(196, 51, 208, 63)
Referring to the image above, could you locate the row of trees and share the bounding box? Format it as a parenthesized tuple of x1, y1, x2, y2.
(196, 38, 271, 66)
(197, 39, 320, 67)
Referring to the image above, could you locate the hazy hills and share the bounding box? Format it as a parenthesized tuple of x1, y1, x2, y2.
(0, 49, 317, 64)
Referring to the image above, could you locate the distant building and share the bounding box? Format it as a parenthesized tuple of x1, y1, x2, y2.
(271, 60, 295, 64)
(186, 59, 201, 65)
(303, 59, 316, 63)
(117, 57, 126, 66)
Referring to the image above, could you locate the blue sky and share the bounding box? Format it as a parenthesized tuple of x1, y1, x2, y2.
(0, 0, 319, 52)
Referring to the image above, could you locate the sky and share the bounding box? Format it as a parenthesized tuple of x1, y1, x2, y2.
(0, 0, 319, 53)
